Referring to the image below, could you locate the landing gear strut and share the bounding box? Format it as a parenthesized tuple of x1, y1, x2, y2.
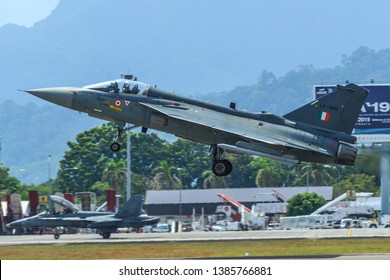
(110, 125, 125, 152)
(210, 145, 233, 176)
(110, 123, 138, 152)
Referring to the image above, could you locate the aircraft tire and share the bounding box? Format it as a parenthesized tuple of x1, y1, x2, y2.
(110, 142, 121, 152)
(212, 159, 233, 176)
(102, 232, 111, 239)
(54, 233, 60, 240)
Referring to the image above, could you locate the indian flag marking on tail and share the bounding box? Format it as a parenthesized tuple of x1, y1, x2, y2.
(317, 111, 330, 121)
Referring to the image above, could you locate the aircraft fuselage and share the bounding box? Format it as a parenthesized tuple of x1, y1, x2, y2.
(25, 78, 368, 176)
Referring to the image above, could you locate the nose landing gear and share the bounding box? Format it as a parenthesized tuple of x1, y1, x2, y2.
(110, 123, 138, 152)
(110, 125, 124, 152)
(110, 142, 121, 152)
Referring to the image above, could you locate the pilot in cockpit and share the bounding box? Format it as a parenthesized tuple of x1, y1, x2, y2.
(49, 206, 60, 215)
(122, 82, 140, 94)
(130, 84, 140, 94)
(109, 81, 119, 93)
(122, 83, 131, 93)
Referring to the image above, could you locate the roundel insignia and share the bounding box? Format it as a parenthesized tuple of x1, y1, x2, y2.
(114, 99, 122, 107)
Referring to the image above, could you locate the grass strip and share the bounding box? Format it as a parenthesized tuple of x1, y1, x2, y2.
(1, 238, 390, 260)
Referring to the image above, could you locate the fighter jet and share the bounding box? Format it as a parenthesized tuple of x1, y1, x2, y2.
(24, 75, 368, 176)
(6, 194, 159, 239)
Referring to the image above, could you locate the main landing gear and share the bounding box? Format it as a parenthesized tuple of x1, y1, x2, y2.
(101, 232, 111, 239)
(98, 229, 116, 239)
(210, 145, 233, 177)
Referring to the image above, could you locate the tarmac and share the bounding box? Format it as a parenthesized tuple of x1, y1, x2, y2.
(1, 228, 390, 259)
(1, 227, 390, 246)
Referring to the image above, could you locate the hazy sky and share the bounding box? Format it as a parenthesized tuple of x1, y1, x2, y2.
(0, 0, 59, 27)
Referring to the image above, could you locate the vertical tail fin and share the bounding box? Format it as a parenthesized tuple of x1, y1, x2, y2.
(283, 83, 368, 134)
(114, 195, 143, 218)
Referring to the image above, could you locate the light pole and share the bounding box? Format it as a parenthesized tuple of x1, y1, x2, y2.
(176, 168, 183, 217)
(115, 194, 122, 213)
(0, 136, 2, 162)
(126, 126, 131, 201)
(334, 167, 341, 197)
(57, 167, 79, 193)
(48, 155, 52, 181)
(327, 165, 341, 197)
(302, 164, 311, 192)
(125, 125, 137, 200)
(9, 169, 27, 193)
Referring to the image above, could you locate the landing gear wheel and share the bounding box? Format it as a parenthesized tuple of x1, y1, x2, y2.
(102, 232, 111, 239)
(110, 142, 121, 152)
(54, 233, 60, 240)
(212, 159, 233, 176)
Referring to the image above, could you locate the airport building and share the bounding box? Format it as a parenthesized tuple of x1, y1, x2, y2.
(144, 186, 334, 220)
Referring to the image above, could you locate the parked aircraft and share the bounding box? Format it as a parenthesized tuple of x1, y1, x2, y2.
(6, 194, 159, 239)
(24, 75, 368, 176)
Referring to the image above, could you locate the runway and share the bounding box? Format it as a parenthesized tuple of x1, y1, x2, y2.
(1, 228, 390, 246)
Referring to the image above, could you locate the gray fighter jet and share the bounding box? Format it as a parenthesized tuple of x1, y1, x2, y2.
(24, 75, 368, 176)
(6, 194, 159, 239)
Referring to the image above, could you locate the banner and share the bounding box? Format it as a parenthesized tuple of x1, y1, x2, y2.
(315, 84, 390, 143)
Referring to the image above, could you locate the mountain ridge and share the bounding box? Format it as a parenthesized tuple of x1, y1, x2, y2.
(2, 0, 390, 183)
(2, 0, 390, 104)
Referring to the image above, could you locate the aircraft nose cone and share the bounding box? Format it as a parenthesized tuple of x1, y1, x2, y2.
(6, 221, 20, 229)
(25, 87, 75, 108)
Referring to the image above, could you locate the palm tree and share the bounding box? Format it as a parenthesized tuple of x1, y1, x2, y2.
(150, 161, 181, 190)
(202, 170, 229, 189)
(255, 168, 281, 188)
(101, 160, 127, 191)
(301, 164, 333, 186)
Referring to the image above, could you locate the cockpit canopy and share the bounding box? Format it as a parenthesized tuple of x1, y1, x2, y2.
(83, 78, 149, 95)
(49, 195, 80, 213)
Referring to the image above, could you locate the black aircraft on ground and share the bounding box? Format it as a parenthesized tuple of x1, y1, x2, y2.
(6, 195, 159, 239)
